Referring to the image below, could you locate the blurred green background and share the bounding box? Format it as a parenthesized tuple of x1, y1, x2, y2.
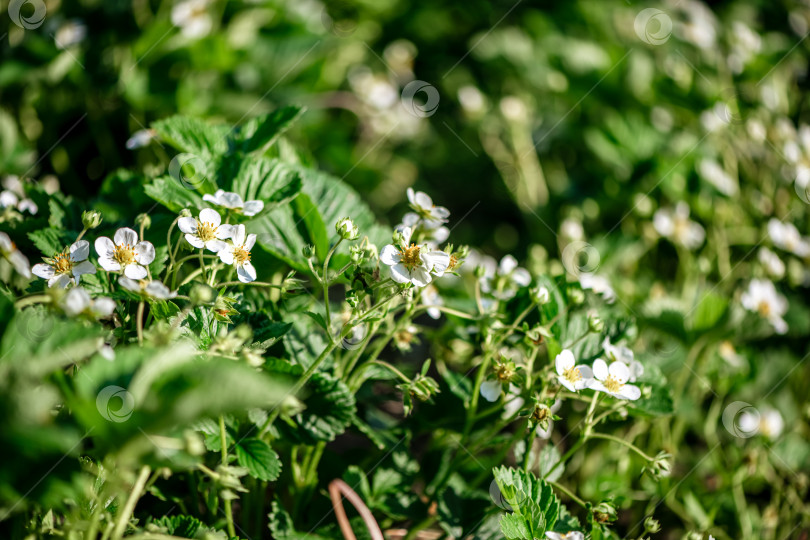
(4, 0, 807, 262)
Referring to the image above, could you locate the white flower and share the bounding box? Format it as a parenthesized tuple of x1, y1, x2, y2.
(399, 213, 450, 245)
(218, 224, 257, 283)
(119, 277, 177, 300)
(741, 279, 788, 334)
(758, 247, 785, 279)
(406, 188, 450, 229)
(125, 129, 157, 150)
(0, 188, 37, 215)
(0, 232, 31, 278)
(421, 284, 443, 319)
(95, 228, 156, 279)
(178, 208, 234, 253)
(738, 407, 784, 440)
(481, 255, 531, 300)
(555, 350, 593, 392)
(698, 159, 738, 196)
(579, 273, 616, 303)
(767, 218, 810, 258)
(203, 189, 264, 217)
(171, 0, 213, 38)
(546, 532, 585, 540)
(380, 227, 450, 287)
(480, 380, 503, 402)
(32, 240, 96, 288)
(54, 20, 87, 49)
(589, 359, 641, 400)
(602, 337, 643, 383)
(61, 287, 115, 319)
(653, 202, 705, 250)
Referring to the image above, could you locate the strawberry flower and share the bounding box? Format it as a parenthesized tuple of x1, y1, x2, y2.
(218, 224, 257, 283)
(589, 359, 641, 400)
(178, 208, 234, 253)
(32, 240, 96, 288)
(95, 228, 155, 279)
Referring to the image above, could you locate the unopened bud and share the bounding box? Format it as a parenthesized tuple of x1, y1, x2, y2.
(531, 286, 550, 305)
(336, 217, 359, 240)
(644, 517, 661, 533)
(81, 210, 103, 230)
(189, 283, 215, 305)
(302, 244, 315, 259)
(179, 208, 192, 218)
(588, 312, 604, 333)
(135, 213, 152, 230)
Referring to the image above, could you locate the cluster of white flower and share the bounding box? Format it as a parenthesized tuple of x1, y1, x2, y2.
(179, 206, 258, 283)
(380, 189, 453, 288)
(554, 348, 642, 400)
(0, 176, 38, 216)
(653, 202, 705, 250)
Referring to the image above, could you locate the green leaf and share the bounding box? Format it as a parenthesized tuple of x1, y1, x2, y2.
(151, 515, 214, 538)
(152, 115, 230, 156)
(28, 229, 65, 256)
(277, 372, 356, 443)
(47, 199, 65, 229)
(251, 165, 391, 272)
(269, 501, 332, 540)
(493, 466, 559, 539)
(226, 155, 302, 208)
(235, 438, 282, 481)
(690, 291, 728, 332)
(294, 193, 329, 260)
(629, 382, 674, 417)
(144, 174, 207, 213)
(234, 105, 305, 154)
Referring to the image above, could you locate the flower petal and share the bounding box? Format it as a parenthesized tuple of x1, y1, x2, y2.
(98, 256, 121, 272)
(242, 200, 264, 216)
(237, 262, 257, 283)
(245, 234, 257, 251)
(185, 233, 205, 249)
(557, 376, 577, 393)
(114, 227, 138, 247)
(205, 239, 227, 253)
(32, 263, 55, 279)
(592, 358, 608, 381)
(49, 273, 72, 288)
(95, 236, 116, 258)
(413, 191, 433, 209)
(410, 267, 432, 287)
(608, 361, 630, 384)
(119, 277, 140, 292)
(390, 263, 411, 284)
(178, 217, 197, 234)
(231, 224, 246, 246)
(618, 384, 641, 401)
(69, 240, 90, 262)
(423, 250, 450, 275)
(219, 249, 235, 265)
(134, 241, 156, 265)
(92, 298, 116, 318)
(577, 365, 594, 380)
(380, 244, 401, 266)
(480, 380, 502, 402)
(72, 260, 96, 277)
(555, 349, 575, 374)
(199, 208, 221, 226)
(220, 191, 243, 209)
(124, 264, 147, 280)
(216, 224, 234, 240)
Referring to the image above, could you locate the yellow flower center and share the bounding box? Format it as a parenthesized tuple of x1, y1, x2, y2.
(603, 375, 623, 393)
(531, 405, 550, 423)
(562, 366, 582, 383)
(113, 244, 137, 266)
(233, 246, 251, 266)
(757, 300, 772, 317)
(197, 220, 218, 242)
(448, 254, 459, 270)
(399, 244, 421, 270)
(53, 252, 73, 274)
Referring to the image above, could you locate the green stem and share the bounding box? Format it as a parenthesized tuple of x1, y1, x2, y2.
(219, 416, 236, 539)
(216, 281, 286, 288)
(586, 432, 656, 462)
(136, 301, 145, 345)
(549, 480, 587, 508)
(198, 250, 208, 283)
(14, 295, 51, 308)
(322, 238, 343, 342)
(373, 360, 411, 383)
(523, 428, 537, 472)
(111, 465, 151, 540)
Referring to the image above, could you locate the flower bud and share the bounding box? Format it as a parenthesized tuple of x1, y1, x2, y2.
(531, 286, 550, 305)
(474, 265, 487, 279)
(592, 501, 617, 523)
(189, 283, 215, 305)
(81, 210, 103, 230)
(336, 217, 359, 240)
(302, 244, 315, 259)
(350, 245, 366, 264)
(135, 213, 152, 230)
(568, 287, 585, 305)
(588, 312, 604, 333)
(179, 208, 192, 218)
(644, 517, 661, 534)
